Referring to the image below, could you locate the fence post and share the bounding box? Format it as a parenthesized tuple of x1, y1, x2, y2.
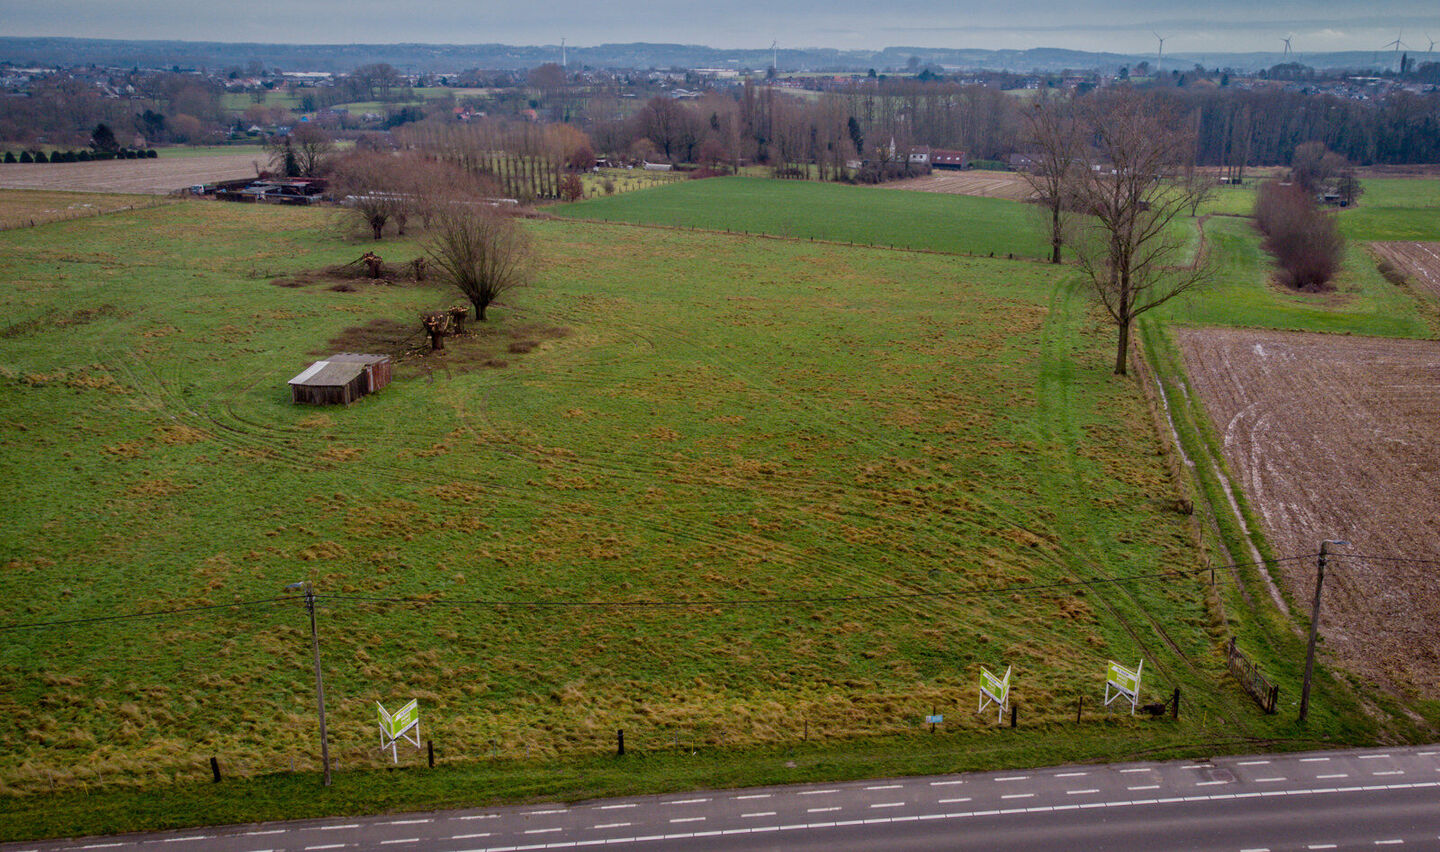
(1172, 687, 1181, 720)
(210, 756, 221, 783)
(617, 729, 625, 756)
(1010, 705, 1017, 728)
(427, 740, 435, 768)
(1076, 696, 1083, 723)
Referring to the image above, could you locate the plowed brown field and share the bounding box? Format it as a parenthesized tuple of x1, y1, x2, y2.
(0, 154, 260, 194)
(1372, 241, 1440, 300)
(887, 170, 1035, 200)
(1176, 327, 1440, 693)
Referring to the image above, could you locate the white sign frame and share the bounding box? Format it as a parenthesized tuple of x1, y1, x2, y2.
(977, 665, 1012, 724)
(1104, 659, 1144, 715)
(377, 698, 421, 763)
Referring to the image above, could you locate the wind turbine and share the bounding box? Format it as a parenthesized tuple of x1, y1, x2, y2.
(1153, 31, 1166, 70)
(1281, 35, 1293, 60)
(560, 37, 567, 69)
(1426, 33, 1435, 63)
(771, 40, 778, 73)
(1380, 29, 1406, 72)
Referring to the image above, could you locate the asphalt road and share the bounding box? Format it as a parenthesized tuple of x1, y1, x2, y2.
(5, 744, 1439, 852)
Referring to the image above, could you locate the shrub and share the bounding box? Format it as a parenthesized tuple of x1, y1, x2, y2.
(19, 150, 33, 163)
(77, 150, 92, 162)
(1255, 180, 1344, 291)
(145, 149, 158, 158)
(3, 151, 15, 164)
(32, 151, 47, 163)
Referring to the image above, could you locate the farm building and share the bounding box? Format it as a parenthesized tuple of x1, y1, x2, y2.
(931, 149, 969, 170)
(288, 353, 392, 405)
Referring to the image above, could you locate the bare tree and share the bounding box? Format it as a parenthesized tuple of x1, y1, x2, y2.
(423, 203, 532, 322)
(1019, 93, 1084, 264)
(331, 151, 408, 239)
(1066, 90, 1213, 375)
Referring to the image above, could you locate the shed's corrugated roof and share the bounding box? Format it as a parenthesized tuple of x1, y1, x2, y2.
(328, 353, 391, 365)
(288, 360, 367, 387)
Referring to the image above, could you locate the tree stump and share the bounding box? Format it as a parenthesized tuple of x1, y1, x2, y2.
(421, 311, 450, 351)
(361, 251, 384, 279)
(410, 257, 427, 281)
(447, 306, 470, 335)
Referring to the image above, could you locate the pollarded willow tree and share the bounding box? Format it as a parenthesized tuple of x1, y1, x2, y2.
(1066, 90, 1214, 375)
(423, 202, 532, 322)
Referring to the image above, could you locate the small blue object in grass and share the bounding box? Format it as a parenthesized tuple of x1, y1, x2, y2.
(925, 715, 943, 725)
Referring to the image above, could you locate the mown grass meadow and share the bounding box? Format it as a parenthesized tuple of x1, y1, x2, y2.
(3, 174, 1433, 838)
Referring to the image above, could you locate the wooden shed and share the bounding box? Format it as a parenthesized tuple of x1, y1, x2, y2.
(327, 353, 392, 394)
(288, 354, 392, 405)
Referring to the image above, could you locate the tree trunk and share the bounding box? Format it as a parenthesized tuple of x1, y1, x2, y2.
(1050, 204, 1063, 264)
(370, 219, 384, 240)
(473, 299, 488, 321)
(1114, 316, 1131, 375)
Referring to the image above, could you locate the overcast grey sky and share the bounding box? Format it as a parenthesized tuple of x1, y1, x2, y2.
(2, 0, 1437, 54)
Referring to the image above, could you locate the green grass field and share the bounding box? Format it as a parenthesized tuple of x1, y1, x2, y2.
(554, 176, 1052, 258)
(1, 172, 1433, 839)
(1339, 178, 1440, 241)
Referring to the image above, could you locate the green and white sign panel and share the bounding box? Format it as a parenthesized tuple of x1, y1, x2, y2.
(977, 664, 1012, 724)
(377, 698, 421, 763)
(1105, 659, 1144, 715)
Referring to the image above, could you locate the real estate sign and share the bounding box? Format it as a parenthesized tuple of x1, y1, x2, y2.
(377, 698, 421, 763)
(1104, 659, 1144, 715)
(977, 664, 1012, 724)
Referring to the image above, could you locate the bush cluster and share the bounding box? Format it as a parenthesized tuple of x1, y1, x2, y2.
(3, 149, 157, 164)
(1254, 180, 1345, 291)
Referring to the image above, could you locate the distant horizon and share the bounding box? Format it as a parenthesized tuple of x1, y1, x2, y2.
(2, 0, 1436, 56)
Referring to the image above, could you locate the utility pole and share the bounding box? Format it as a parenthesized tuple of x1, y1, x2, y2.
(1299, 540, 1347, 722)
(289, 581, 332, 786)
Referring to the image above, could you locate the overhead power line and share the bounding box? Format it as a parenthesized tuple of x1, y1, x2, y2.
(0, 553, 1324, 632)
(0, 596, 294, 633)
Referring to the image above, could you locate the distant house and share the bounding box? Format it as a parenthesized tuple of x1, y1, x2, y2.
(288, 353, 392, 405)
(642, 161, 673, 171)
(908, 147, 931, 165)
(1007, 153, 1038, 171)
(931, 149, 968, 170)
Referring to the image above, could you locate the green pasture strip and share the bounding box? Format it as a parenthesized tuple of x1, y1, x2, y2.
(1157, 215, 1432, 338)
(155, 144, 270, 159)
(1339, 178, 1440, 242)
(1197, 183, 1258, 217)
(553, 176, 1051, 258)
